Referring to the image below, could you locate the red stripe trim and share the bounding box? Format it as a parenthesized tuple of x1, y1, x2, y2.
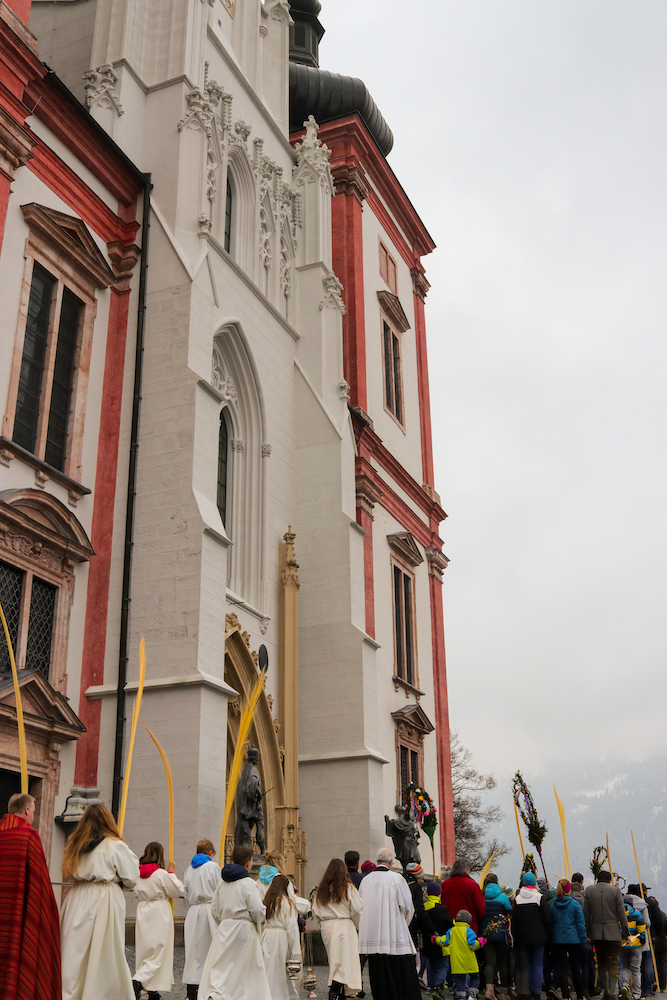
(413, 290, 435, 488)
(74, 285, 133, 785)
(429, 572, 455, 864)
(27, 140, 139, 246)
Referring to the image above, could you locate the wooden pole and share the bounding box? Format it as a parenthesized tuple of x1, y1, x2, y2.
(0, 599, 28, 793)
(513, 797, 526, 857)
(606, 831, 614, 879)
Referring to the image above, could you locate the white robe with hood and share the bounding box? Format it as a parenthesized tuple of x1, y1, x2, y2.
(182, 858, 222, 984)
(256, 865, 308, 1000)
(312, 887, 363, 990)
(133, 867, 184, 992)
(198, 869, 272, 1000)
(261, 897, 302, 1000)
(60, 837, 140, 1000)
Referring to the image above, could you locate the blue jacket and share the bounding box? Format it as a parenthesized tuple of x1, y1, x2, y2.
(550, 895, 587, 946)
(480, 883, 512, 942)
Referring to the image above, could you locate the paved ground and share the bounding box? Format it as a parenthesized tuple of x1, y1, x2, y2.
(126, 948, 370, 998)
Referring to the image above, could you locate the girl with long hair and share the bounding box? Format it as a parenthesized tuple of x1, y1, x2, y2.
(132, 841, 184, 999)
(312, 858, 363, 1000)
(261, 874, 302, 1000)
(60, 803, 140, 1000)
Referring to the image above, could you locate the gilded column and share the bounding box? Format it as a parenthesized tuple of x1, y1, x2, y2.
(277, 527, 306, 889)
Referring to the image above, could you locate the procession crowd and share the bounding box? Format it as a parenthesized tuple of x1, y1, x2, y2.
(1, 791, 666, 1000)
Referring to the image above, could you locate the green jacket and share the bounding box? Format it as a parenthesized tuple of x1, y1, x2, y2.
(438, 920, 481, 974)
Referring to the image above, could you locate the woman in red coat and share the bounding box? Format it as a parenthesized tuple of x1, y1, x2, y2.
(441, 859, 486, 933)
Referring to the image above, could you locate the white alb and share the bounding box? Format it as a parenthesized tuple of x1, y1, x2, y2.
(133, 867, 184, 992)
(358, 869, 416, 956)
(182, 859, 222, 985)
(60, 837, 140, 1000)
(261, 896, 302, 1000)
(312, 885, 363, 990)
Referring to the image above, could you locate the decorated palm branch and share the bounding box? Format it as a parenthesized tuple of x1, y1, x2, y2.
(590, 846, 608, 880)
(403, 782, 437, 874)
(512, 771, 548, 882)
(484, 913, 510, 936)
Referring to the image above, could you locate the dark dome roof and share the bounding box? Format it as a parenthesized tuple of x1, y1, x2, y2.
(289, 0, 322, 12)
(289, 63, 394, 157)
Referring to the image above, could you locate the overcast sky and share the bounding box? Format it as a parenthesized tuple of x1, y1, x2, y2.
(321, 2, 667, 793)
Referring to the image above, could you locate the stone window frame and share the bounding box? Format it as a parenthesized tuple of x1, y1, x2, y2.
(2, 204, 116, 485)
(392, 704, 435, 805)
(0, 488, 94, 695)
(388, 532, 424, 699)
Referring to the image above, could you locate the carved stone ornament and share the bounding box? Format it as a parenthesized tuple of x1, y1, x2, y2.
(178, 65, 224, 138)
(231, 439, 245, 453)
(83, 64, 124, 117)
(320, 269, 345, 313)
(293, 116, 334, 193)
(281, 526, 300, 590)
(261, 444, 272, 458)
(338, 379, 351, 401)
(225, 611, 241, 632)
(0, 107, 35, 181)
(211, 365, 237, 403)
(425, 546, 450, 582)
(259, 616, 270, 634)
(355, 473, 383, 518)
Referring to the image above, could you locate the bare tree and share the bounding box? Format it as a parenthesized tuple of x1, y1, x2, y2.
(450, 731, 510, 873)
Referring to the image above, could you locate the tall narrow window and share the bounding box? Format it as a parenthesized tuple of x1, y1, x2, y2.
(13, 265, 55, 456)
(224, 178, 233, 254)
(12, 266, 83, 473)
(393, 563, 414, 685)
(217, 409, 229, 527)
(379, 240, 397, 294)
(45, 288, 82, 471)
(383, 320, 403, 424)
(0, 561, 57, 681)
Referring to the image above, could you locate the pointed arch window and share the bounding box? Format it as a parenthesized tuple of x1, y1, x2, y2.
(217, 408, 230, 527)
(224, 178, 233, 254)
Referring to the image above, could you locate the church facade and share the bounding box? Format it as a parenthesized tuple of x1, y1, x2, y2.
(0, 0, 454, 893)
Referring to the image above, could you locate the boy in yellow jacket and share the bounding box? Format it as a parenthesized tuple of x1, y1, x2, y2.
(436, 909, 486, 1000)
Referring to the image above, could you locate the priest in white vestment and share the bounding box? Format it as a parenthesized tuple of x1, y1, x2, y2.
(60, 804, 140, 1000)
(132, 842, 184, 996)
(198, 845, 272, 1000)
(182, 839, 222, 999)
(358, 847, 421, 1000)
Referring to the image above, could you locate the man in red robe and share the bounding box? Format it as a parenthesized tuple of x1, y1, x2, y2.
(0, 792, 61, 999)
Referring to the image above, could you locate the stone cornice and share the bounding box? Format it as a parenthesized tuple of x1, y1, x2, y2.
(331, 159, 369, 204)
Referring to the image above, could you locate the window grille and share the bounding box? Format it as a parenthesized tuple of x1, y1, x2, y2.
(393, 564, 414, 685)
(0, 561, 24, 674)
(383, 320, 403, 423)
(26, 578, 56, 679)
(400, 745, 409, 797)
(45, 288, 82, 471)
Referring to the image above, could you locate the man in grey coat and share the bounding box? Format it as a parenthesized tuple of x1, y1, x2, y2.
(583, 871, 629, 1000)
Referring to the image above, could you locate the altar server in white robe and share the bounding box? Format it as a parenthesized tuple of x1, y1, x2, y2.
(312, 858, 363, 998)
(60, 803, 140, 1000)
(132, 841, 184, 998)
(182, 838, 222, 1000)
(258, 853, 309, 1000)
(260, 874, 302, 1000)
(198, 844, 272, 1000)
(358, 847, 420, 1000)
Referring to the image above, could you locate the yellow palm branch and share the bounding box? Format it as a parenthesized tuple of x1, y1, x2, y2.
(553, 786, 571, 880)
(144, 723, 175, 911)
(0, 599, 27, 793)
(479, 848, 499, 890)
(219, 669, 266, 863)
(118, 638, 146, 836)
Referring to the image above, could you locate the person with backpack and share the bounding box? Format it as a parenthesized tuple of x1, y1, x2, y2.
(619, 894, 646, 1000)
(511, 872, 551, 1000)
(480, 873, 512, 1000)
(423, 881, 453, 999)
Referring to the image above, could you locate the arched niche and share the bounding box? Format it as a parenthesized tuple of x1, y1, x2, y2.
(223, 615, 284, 861)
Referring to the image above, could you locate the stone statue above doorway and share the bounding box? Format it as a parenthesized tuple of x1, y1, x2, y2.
(234, 746, 266, 855)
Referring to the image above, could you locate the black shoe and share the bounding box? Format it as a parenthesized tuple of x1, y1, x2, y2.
(132, 983, 142, 1000)
(186, 987, 199, 1000)
(147, 994, 161, 1000)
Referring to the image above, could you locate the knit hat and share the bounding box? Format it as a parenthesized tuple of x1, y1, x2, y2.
(560, 880, 572, 894)
(522, 872, 537, 886)
(536, 877, 549, 892)
(427, 881, 441, 896)
(361, 860, 377, 875)
(406, 862, 423, 877)
(456, 909, 472, 923)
